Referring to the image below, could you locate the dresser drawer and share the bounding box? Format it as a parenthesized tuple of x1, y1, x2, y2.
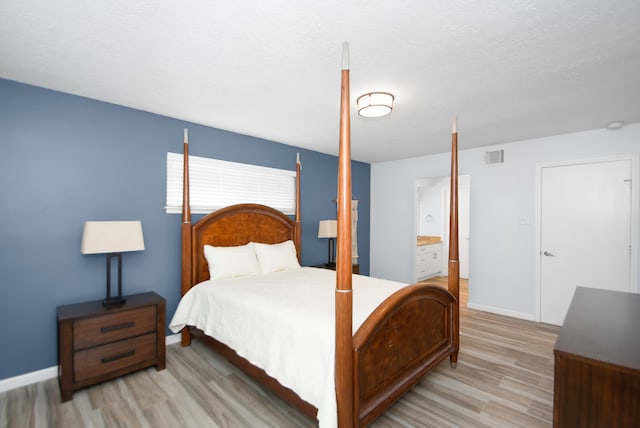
(73, 306, 157, 350)
(74, 333, 157, 382)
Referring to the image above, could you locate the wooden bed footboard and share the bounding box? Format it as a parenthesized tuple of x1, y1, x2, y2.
(186, 282, 458, 428)
(353, 284, 458, 426)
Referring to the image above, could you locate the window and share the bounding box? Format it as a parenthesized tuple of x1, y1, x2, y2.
(166, 152, 296, 215)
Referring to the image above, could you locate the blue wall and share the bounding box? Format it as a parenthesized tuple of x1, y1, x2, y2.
(0, 78, 370, 380)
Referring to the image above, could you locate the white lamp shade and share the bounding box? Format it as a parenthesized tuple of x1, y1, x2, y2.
(357, 92, 394, 117)
(318, 220, 337, 239)
(81, 221, 145, 254)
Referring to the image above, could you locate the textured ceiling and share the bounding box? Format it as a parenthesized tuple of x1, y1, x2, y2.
(1, 0, 639, 163)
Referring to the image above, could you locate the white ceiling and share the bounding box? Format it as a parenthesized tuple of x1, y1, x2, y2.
(1, 1, 639, 163)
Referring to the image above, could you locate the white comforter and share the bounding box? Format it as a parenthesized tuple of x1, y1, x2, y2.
(169, 267, 407, 428)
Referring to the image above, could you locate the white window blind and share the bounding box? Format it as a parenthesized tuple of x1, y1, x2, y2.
(166, 152, 296, 215)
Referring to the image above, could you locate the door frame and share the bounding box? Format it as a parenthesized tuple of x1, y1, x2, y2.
(534, 153, 639, 322)
(413, 175, 470, 283)
(442, 182, 471, 278)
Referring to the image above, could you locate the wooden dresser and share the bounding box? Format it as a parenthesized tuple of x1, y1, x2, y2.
(57, 292, 166, 401)
(553, 287, 640, 427)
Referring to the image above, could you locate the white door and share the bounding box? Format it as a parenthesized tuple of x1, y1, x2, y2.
(539, 158, 633, 325)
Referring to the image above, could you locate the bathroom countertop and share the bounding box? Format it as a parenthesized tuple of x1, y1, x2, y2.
(417, 236, 442, 246)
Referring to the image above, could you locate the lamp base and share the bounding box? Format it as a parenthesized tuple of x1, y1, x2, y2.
(328, 238, 336, 266)
(103, 296, 126, 307)
(104, 253, 126, 307)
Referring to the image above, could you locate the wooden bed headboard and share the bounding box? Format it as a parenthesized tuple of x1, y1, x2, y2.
(179, 141, 302, 306)
(190, 203, 300, 285)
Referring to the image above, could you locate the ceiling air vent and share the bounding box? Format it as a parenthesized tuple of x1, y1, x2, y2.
(484, 149, 504, 165)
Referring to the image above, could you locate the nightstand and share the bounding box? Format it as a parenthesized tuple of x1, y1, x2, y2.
(57, 292, 166, 402)
(312, 263, 360, 274)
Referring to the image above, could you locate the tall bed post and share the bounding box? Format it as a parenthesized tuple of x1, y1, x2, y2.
(448, 118, 460, 365)
(295, 154, 302, 262)
(335, 42, 354, 427)
(181, 129, 193, 346)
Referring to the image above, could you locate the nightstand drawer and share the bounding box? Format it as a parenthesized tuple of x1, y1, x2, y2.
(73, 306, 156, 349)
(311, 263, 360, 274)
(58, 292, 166, 402)
(74, 333, 157, 382)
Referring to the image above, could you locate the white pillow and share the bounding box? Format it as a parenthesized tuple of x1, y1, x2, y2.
(253, 240, 301, 274)
(203, 243, 260, 279)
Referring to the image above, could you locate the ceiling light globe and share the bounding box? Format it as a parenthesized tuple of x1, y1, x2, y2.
(357, 92, 394, 118)
(359, 105, 392, 118)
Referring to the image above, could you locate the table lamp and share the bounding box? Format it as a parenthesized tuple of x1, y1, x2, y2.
(318, 219, 337, 266)
(81, 221, 145, 307)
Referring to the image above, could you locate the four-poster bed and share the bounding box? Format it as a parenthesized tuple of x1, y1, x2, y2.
(170, 44, 460, 427)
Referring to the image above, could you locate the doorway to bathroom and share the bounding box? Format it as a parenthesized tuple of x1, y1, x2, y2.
(415, 175, 470, 283)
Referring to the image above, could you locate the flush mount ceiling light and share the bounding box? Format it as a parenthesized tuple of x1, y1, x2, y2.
(356, 92, 394, 118)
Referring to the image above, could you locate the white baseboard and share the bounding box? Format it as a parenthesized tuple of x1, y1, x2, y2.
(0, 366, 59, 394)
(0, 333, 183, 394)
(466, 301, 537, 322)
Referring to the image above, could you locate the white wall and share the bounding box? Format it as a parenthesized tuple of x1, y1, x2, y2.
(417, 177, 448, 237)
(371, 123, 640, 319)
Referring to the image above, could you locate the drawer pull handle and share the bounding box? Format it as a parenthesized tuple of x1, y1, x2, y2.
(101, 350, 135, 364)
(101, 321, 135, 334)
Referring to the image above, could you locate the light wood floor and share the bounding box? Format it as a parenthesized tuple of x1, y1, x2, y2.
(0, 278, 560, 427)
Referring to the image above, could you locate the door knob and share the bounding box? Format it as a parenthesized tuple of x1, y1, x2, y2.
(543, 251, 556, 257)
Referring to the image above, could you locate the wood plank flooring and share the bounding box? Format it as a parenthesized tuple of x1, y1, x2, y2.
(0, 278, 560, 427)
